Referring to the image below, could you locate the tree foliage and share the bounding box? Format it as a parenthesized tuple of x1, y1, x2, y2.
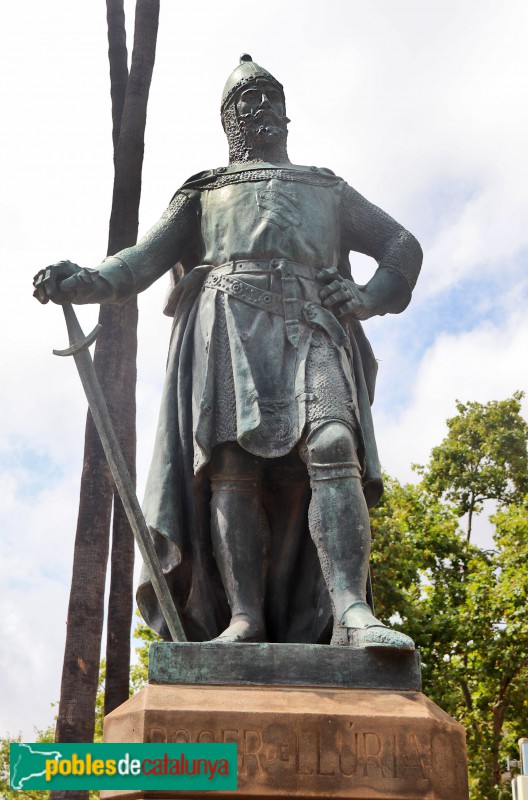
(130, 614, 161, 694)
(415, 391, 528, 539)
(0, 728, 99, 800)
(372, 394, 528, 800)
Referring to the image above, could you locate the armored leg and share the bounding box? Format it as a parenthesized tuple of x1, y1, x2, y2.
(301, 421, 414, 650)
(209, 442, 268, 642)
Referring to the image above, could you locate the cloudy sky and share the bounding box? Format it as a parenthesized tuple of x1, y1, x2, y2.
(1, 0, 527, 738)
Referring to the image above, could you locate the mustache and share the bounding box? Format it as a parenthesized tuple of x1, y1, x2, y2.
(240, 107, 290, 125)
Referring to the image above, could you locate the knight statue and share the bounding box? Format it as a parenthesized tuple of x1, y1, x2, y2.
(33, 55, 423, 650)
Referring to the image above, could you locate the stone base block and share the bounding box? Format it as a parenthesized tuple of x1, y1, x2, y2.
(102, 684, 468, 800)
(148, 642, 422, 691)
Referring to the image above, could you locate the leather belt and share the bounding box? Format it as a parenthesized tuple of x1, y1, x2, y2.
(203, 268, 348, 349)
(210, 259, 316, 280)
(205, 272, 283, 314)
(276, 258, 302, 347)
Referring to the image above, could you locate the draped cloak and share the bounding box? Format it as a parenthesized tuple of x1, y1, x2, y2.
(134, 164, 419, 642)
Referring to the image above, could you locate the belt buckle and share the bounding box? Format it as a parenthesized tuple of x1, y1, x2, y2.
(304, 303, 318, 322)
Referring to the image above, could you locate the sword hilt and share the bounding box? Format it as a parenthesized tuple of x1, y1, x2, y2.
(53, 303, 102, 357)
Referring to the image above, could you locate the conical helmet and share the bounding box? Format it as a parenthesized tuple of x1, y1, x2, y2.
(221, 53, 285, 114)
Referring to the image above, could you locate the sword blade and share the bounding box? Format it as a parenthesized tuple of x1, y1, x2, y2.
(58, 303, 187, 643)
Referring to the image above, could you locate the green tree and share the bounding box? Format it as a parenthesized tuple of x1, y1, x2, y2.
(371, 394, 528, 800)
(460, 497, 528, 798)
(370, 474, 471, 701)
(130, 615, 161, 694)
(416, 392, 528, 540)
(1, 727, 53, 800)
(0, 727, 98, 800)
(93, 615, 160, 743)
(372, 483, 528, 799)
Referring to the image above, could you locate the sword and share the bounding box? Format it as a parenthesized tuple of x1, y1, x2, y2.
(53, 301, 187, 643)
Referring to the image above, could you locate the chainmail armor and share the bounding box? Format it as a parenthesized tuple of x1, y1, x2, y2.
(305, 333, 356, 429)
(116, 191, 199, 294)
(340, 183, 421, 293)
(212, 293, 238, 445)
(187, 168, 342, 192)
(210, 313, 356, 447)
(222, 103, 250, 164)
(307, 479, 350, 646)
(308, 496, 334, 610)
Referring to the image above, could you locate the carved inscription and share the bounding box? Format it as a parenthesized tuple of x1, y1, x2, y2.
(146, 719, 432, 788)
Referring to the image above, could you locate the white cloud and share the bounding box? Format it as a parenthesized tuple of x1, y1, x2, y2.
(0, 475, 80, 735)
(375, 309, 528, 485)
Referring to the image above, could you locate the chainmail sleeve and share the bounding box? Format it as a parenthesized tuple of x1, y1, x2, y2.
(94, 190, 200, 303)
(340, 183, 422, 315)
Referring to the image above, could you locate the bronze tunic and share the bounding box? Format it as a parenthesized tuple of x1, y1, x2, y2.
(96, 162, 422, 641)
(189, 175, 358, 470)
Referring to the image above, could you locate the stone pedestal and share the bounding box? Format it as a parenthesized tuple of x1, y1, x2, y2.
(102, 643, 469, 800)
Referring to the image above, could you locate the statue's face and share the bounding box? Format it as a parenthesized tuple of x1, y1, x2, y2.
(236, 81, 285, 121)
(235, 79, 289, 151)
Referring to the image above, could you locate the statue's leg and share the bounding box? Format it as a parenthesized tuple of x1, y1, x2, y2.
(209, 441, 268, 643)
(301, 421, 414, 650)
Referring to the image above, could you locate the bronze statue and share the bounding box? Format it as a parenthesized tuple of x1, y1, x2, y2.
(34, 55, 422, 649)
